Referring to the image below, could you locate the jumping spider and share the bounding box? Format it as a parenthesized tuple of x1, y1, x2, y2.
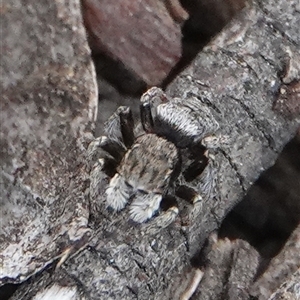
(88, 88, 220, 227)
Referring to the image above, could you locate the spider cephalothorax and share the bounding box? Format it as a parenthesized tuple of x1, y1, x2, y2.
(88, 87, 219, 226)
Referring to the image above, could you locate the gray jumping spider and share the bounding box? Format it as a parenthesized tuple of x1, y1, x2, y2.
(88, 88, 220, 226)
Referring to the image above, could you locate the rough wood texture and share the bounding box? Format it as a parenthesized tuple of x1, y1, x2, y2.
(268, 268, 300, 300)
(2, 0, 300, 299)
(82, 0, 183, 85)
(166, 0, 300, 257)
(1, 0, 98, 285)
(250, 223, 300, 299)
(193, 236, 260, 300)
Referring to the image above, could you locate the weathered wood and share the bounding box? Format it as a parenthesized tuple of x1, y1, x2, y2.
(250, 223, 300, 299)
(1, 0, 300, 299)
(1, 0, 98, 285)
(166, 0, 300, 256)
(82, 0, 183, 86)
(268, 268, 300, 300)
(193, 236, 260, 300)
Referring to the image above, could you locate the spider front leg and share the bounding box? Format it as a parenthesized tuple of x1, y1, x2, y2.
(140, 87, 169, 133)
(87, 106, 135, 166)
(87, 136, 126, 172)
(139, 193, 179, 234)
(175, 154, 218, 222)
(89, 158, 110, 216)
(143, 206, 179, 234)
(105, 173, 131, 211)
(129, 190, 163, 223)
(175, 185, 203, 206)
(104, 106, 135, 148)
(88, 106, 135, 211)
(89, 157, 132, 214)
(128, 190, 179, 226)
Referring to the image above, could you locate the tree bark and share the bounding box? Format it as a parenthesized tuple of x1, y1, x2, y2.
(1, 0, 98, 286)
(1, 0, 300, 299)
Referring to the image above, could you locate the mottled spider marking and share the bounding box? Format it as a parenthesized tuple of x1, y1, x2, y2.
(88, 87, 220, 226)
(106, 134, 179, 222)
(118, 134, 179, 191)
(141, 88, 219, 148)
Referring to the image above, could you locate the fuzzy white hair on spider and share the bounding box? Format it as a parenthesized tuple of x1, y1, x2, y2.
(88, 87, 220, 226)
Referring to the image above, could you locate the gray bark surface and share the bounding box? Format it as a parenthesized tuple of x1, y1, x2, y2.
(1, 0, 300, 299)
(268, 268, 300, 300)
(166, 0, 300, 256)
(250, 223, 300, 300)
(1, 0, 98, 285)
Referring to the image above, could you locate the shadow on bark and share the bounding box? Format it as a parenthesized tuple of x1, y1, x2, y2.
(219, 133, 300, 263)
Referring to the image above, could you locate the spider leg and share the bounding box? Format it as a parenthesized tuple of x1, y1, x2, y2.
(175, 184, 204, 223)
(182, 142, 219, 195)
(182, 152, 208, 182)
(129, 191, 179, 233)
(143, 206, 179, 234)
(89, 106, 135, 214)
(196, 156, 218, 201)
(90, 158, 110, 202)
(89, 158, 124, 217)
(201, 134, 231, 150)
(140, 100, 154, 133)
(87, 136, 126, 169)
(175, 154, 218, 221)
(140, 87, 168, 133)
(119, 106, 135, 148)
(105, 106, 135, 148)
(89, 141, 131, 213)
(175, 185, 203, 205)
(129, 191, 163, 223)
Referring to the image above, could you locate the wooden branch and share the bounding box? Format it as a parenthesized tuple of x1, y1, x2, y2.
(166, 0, 300, 255)
(2, 0, 300, 299)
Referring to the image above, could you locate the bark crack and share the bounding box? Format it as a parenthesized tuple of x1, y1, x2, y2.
(187, 91, 222, 115)
(219, 149, 247, 193)
(219, 48, 260, 80)
(229, 96, 277, 152)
